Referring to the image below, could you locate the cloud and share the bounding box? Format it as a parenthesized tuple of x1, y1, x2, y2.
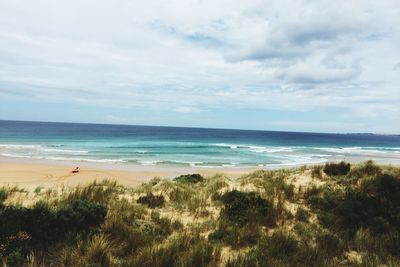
(104, 115, 128, 124)
(174, 106, 201, 113)
(0, 0, 399, 132)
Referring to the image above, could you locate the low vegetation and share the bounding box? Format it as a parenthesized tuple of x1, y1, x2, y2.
(137, 192, 165, 208)
(1, 161, 400, 266)
(323, 161, 351, 176)
(173, 173, 204, 183)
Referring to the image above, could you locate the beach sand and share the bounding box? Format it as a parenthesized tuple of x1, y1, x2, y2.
(0, 160, 258, 190)
(2, 157, 400, 191)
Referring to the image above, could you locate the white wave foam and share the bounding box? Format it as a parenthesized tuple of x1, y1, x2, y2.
(0, 144, 41, 149)
(315, 147, 400, 155)
(246, 146, 294, 153)
(0, 153, 125, 163)
(44, 157, 125, 163)
(0, 153, 30, 158)
(214, 143, 238, 149)
(138, 160, 160, 166)
(0, 143, 89, 154)
(42, 148, 89, 154)
(213, 143, 295, 153)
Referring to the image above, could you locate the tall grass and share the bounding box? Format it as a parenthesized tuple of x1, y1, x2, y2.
(59, 179, 118, 206)
(1, 163, 400, 266)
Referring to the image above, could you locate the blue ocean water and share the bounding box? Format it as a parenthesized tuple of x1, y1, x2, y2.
(1, 120, 400, 167)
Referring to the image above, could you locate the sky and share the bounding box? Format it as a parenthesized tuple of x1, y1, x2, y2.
(0, 0, 399, 133)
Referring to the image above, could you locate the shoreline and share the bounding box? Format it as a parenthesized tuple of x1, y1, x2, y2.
(1, 156, 400, 190)
(0, 158, 260, 190)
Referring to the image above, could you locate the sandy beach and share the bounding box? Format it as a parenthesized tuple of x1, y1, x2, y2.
(0, 159, 259, 190)
(2, 155, 400, 190)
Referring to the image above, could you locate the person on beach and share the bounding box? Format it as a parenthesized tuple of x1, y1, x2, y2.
(72, 167, 80, 173)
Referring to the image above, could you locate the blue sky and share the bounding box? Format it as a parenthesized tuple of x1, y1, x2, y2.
(0, 0, 399, 133)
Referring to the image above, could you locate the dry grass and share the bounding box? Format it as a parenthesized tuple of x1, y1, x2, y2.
(1, 162, 400, 266)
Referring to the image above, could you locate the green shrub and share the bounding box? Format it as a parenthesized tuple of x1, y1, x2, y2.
(0, 200, 106, 260)
(0, 188, 8, 204)
(258, 231, 299, 260)
(295, 207, 310, 222)
(5, 249, 25, 267)
(209, 221, 261, 247)
(56, 199, 107, 233)
(312, 185, 400, 237)
(173, 174, 204, 183)
(220, 190, 274, 226)
(372, 173, 400, 206)
(315, 232, 343, 257)
(350, 160, 382, 178)
(229, 231, 300, 266)
(323, 161, 351, 176)
(320, 190, 383, 235)
(137, 193, 165, 208)
(34, 186, 44, 194)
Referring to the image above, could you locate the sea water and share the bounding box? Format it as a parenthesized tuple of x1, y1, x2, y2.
(1, 120, 400, 168)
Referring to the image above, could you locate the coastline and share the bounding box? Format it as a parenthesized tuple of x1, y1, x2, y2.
(0, 157, 260, 190)
(1, 156, 400, 190)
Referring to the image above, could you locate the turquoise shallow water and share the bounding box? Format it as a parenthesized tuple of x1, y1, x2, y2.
(1, 120, 400, 167)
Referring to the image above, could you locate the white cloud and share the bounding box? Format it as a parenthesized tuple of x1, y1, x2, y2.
(0, 0, 399, 132)
(104, 115, 128, 124)
(174, 106, 201, 113)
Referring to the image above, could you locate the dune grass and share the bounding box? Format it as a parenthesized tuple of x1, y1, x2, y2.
(1, 161, 400, 266)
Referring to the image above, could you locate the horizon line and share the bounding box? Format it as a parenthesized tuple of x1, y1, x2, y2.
(1, 119, 398, 136)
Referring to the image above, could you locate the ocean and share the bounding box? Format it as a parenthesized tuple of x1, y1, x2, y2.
(1, 120, 400, 168)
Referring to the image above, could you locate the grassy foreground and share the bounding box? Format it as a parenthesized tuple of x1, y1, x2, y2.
(1, 161, 400, 266)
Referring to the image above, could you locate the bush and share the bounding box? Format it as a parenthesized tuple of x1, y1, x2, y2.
(0, 188, 8, 204)
(34, 186, 44, 194)
(350, 160, 382, 178)
(315, 232, 343, 257)
(0, 200, 106, 260)
(258, 231, 299, 260)
(56, 199, 107, 233)
(295, 207, 310, 222)
(220, 190, 274, 226)
(209, 221, 261, 247)
(313, 185, 400, 237)
(372, 174, 400, 206)
(173, 174, 204, 184)
(229, 231, 300, 266)
(137, 193, 165, 208)
(5, 249, 25, 267)
(367, 217, 390, 234)
(323, 161, 351, 176)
